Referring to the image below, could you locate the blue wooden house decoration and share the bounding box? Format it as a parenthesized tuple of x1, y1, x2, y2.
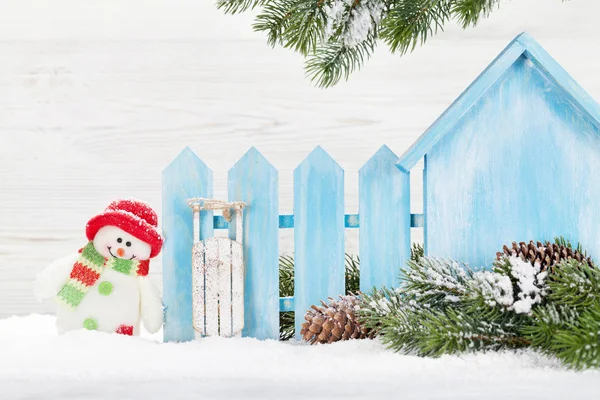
(397, 32, 600, 269)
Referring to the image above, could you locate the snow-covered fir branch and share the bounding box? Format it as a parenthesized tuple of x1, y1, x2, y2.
(472, 256, 547, 315)
(400, 257, 471, 306)
(325, 0, 386, 47)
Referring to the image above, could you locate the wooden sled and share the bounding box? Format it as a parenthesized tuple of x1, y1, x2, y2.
(188, 198, 246, 337)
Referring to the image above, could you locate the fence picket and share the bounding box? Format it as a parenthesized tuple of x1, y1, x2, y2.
(294, 146, 345, 339)
(359, 145, 411, 291)
(228, 148, 279, 340)
(162, 147, 213, 342)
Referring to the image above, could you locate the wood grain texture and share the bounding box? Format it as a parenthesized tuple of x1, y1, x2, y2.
(3, 0, 600, 318)
(397, 38, 526, 172)
(217, 238, 233, 337)
(228, 148, 279, 340)
(191, 241, 205, 335)
(231, 240, 244, 336)
(294, 147, 345, 340)
(359, 146, 410, 291)
(203, 238, 220, 337)
(162, 147, 213, 342)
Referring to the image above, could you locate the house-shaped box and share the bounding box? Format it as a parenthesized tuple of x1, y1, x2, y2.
(397, 32, 600, 268)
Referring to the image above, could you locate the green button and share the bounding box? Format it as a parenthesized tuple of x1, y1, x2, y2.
(98, 281, 113, 296)
(83, 318, 98, 330)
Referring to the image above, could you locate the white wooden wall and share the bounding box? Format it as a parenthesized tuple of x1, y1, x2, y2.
(1, 0, 599, 318)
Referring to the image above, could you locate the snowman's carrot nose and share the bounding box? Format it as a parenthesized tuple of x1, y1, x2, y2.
(117, 248, 125, 257)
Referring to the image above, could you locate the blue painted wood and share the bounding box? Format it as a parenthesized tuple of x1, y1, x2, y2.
(214, 213, 423, 229)
(426, 51, 600, 268)
(228, 147, 279, 340)
(516, 33, 600, 126)
(396, 36, 526, 173)
(359, 145, 410, 291)
(162, 147, 213, 342)
(294, 146, 345, 339)
(397, 32, 600, 174)
(423, 155, 428, 254)
(345, 214, 359, 228)
(279, 297, 294, 312)
(411, 213, 424, 228)
(279, 215, 294, 229)
(213, 216, 228, 230)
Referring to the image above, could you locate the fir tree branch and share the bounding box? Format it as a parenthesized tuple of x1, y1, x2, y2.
(217, 0, 571, 87)
(526, 302, 600, 370)
(253, 1, 295, 47)
(254, 0, 328, 54)
(451, 0, 500, 28)
(552, 303, 600, 369)
(359, 253, 598, 369)
(217, 0, 271, 14)
(380, 0, 452, 55)
(547, 259, 600, 309)
(524, 258, 600, 369)
(371, 301, 529, 357)
(284, 0, 328, 55)
(410, 242, 424, 263)
(345, 254, 361, 295)
(279, 254, 296, 340)
(400, 256, 472, 306)
(305, 0, 385, 87)
(306, 34, 377, 88)
(523, 304, 580, 351)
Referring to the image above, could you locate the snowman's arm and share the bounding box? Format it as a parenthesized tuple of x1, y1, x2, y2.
(34, 253, 78, 301)
(139, 276, 163, 334)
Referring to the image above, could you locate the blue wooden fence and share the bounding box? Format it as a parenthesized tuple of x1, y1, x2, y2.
(163, 145, 422, 342)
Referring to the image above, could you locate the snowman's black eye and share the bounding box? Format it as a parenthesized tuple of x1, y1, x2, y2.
(126, 241, 132, 247)
(117, 238, 122, 243)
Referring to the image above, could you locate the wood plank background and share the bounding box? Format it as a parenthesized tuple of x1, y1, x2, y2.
(1, 0, 599, 318)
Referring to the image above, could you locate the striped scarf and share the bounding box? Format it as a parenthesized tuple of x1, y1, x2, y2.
(56, 242, 149, 309)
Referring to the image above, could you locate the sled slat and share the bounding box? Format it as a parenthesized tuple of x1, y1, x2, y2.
(218, 239, 233, 337)
(204, 238, 220, 336)
(191, 242, 206, 335)
(231, 241, 244, 336)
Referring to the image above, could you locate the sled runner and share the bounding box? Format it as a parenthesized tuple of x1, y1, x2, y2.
(188, 198, 246, 337)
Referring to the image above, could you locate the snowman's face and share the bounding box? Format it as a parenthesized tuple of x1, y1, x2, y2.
(92, 226, 151, 261)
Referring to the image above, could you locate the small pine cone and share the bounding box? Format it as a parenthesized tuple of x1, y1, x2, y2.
(300, 295, 375, 345)
(496, 240, 593, 274)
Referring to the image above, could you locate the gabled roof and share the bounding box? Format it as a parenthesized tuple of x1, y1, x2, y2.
(396, 32, 600, 173)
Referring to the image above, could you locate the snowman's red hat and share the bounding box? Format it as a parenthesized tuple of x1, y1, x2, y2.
(86, 199, 163, 258)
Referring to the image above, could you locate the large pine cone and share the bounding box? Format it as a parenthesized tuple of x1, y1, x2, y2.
(300, 295, 375, 345)
(496, 240, 593, 273)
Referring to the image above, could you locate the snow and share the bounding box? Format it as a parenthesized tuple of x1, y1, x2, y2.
(509, 256, 546, 315)
(1, 315, 598, 400)
(473, 270, 514, 308)
(472, 257, 548, 314)
(326, 0, 385, 47)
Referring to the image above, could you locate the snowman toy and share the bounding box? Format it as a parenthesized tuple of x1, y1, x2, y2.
(35, 199, 164, 336)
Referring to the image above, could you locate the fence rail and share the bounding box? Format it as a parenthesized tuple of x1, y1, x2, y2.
(163, 145, 418, 342)
(212, 213, 424, 229)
